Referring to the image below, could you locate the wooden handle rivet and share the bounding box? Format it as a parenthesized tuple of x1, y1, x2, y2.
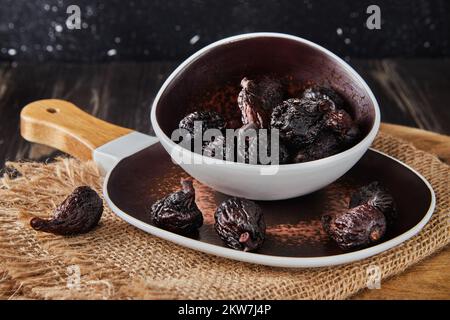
(46, 108, 58, 114)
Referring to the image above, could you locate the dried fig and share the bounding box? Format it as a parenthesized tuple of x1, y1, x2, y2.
(349, 181, 397, 226)
(323, 109, 353, 136)
(292, 131, 342, 163)
(149, 179, 203, 234)
(238, 77, 284, 128)
(322, 203, 387, 250)
(30, 186, 103, 235)
(236, 123, 290, 164)
(270, 98, 325, 149)
(179, 110, 226, 136)
(203, 124, 290, 164)
(203, 134, 228, 159)
(214, 197, 265, 252)
(302, 85, 345, 110)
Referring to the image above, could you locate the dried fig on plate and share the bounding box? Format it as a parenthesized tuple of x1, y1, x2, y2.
(349, 181, 397, 226)
(30, 186, 103, 235)
(149, 179, 203, 235)
(322, 203, 387, 250)
(214, 197, 265, 252)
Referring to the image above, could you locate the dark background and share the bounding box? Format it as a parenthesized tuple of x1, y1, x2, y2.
(0, 1, 449, 167)
(0, 0, 449, 62)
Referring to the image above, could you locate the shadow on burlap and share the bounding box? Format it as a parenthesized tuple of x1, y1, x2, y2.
(0, 132, 449, 300)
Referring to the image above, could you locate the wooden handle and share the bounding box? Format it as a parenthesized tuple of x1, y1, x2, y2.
(20, 99, 133, 161)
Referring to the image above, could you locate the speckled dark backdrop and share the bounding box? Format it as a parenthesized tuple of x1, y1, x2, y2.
(0, 0, 449, 62)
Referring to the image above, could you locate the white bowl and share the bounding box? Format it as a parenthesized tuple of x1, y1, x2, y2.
(151, 33, 380, 200)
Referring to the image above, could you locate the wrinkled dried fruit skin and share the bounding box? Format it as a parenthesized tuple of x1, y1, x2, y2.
(322, 203, 387, 250)
(270, 98, 325, 149)
(30, 186, 103, 235)
(203, 134, 227, 159)
(180, 81, 360, 164)
(239, 135, 290, 165)
(350, 181, 397, 226)
(149, 179, 203, 234)
(244, 77, 284, 112)
(203, 125, 290, 164)
(178, 111, 225, 153)
(238, 77, 284, 128)
(323, 109, 361, 147)
(302, 85, 358, 143)
(293, 131, 342, 163)
(323, 109, 353, 136)
(237, 123, 290, 165)
(179, 110, 226, 136)
(271, 84, 361, 161)
(302, 85, 345, 110)
(214, 197, 265, 251)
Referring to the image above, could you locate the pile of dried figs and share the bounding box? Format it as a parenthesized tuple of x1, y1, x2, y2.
(29, 180, 395, 254)
(148, 179, 266, 252)
(178, 76, 361, 163)
(28, 180, 396, 253)
(148, 179, 396, 252)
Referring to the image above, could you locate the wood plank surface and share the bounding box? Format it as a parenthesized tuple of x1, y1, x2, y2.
(0, 60, 449, 299)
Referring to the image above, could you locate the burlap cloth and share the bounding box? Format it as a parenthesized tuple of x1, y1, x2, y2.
(0, 132, 449, 300)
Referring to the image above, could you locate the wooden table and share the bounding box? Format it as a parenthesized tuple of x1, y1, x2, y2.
(0, 60, 449, 299)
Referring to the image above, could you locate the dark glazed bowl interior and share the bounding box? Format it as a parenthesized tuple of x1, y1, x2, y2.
(155, 34, 376, 146)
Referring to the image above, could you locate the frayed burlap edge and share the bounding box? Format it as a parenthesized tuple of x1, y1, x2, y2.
(0, 159, 173, 300)
(0, 132, 449, 300)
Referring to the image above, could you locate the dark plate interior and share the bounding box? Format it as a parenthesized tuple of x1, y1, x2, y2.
(107, 143, 432, 257)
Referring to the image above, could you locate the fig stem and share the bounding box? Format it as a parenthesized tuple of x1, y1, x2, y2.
(180, 178, 194, 194)
(30, 217, 51, 232)
(240, 77, 250, 89)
